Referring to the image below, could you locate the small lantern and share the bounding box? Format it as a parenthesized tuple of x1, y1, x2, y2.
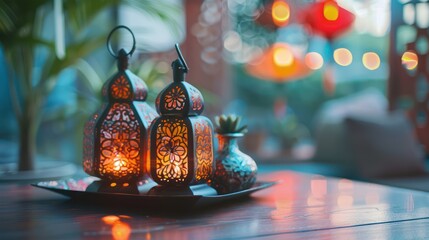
(148, 44, 214, 186)
(83, 26, 158, 182)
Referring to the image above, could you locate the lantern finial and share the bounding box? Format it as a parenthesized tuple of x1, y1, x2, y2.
(117, 48, 129, 71)
(172, 43, 188, 82)
(106, 25, 136, 71)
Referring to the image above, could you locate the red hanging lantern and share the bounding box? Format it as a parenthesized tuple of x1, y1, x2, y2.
(83, 26, 158, 182)
(301, 0, 355, 40)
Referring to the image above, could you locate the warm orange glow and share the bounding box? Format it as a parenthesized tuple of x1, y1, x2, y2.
(333, 48, 352, 66)
(272, 0, 290, 27)
(112, 221, 131, 240)
(402, 51, 418, 70)
(273, 46, 294, 67)
(110, 182, 117, 187)
(113, 153, 128, 172)
(246, 43, 311, 82)
(323, 1, 339, 21)
(305, 52, 324, 70)
(122, 183, 129, 187)
(102, 215, 120, 225)
(155, 119, 189, 182)
(362, 52, 381, 70)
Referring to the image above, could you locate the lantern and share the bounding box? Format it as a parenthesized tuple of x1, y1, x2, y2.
(301, 0, 355, 41)
(83, 26, 158, 182)
(301, 0, 355, 94)
(246, 42, 311, 82)
(255, 0, 291, 30)
(148, 44, 214, 186)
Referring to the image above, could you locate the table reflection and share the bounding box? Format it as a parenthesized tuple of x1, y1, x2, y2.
(15, 170, 429, 239)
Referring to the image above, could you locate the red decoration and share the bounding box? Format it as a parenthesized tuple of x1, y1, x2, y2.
(301, 0, 355, 40)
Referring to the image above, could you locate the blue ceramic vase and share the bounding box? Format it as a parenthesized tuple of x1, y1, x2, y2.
(212, 133, 257, 194)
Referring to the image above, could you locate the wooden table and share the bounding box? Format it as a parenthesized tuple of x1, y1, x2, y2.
(2, 170, 429, 239)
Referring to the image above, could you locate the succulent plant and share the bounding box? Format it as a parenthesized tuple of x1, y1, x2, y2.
(215, 114, 248, 134)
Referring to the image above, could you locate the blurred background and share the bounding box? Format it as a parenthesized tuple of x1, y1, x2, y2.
(0, 0, 428, 180)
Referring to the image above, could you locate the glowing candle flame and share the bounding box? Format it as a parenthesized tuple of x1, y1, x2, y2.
(113, 153, 128, 171)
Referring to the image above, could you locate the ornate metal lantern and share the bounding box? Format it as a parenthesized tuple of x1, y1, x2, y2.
(83, 26, 158, 182)
(148, 44, 214, 186)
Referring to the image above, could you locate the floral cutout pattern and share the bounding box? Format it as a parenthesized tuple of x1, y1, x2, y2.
(189, 85, 203, 112)
(164, 86, 186, 111)
(111, 76, 131, 99)
(99, 103, 141, 179)
(130, 74, 147, 100)
(195, 120, 213, 181)
(155, 118, 188, 182)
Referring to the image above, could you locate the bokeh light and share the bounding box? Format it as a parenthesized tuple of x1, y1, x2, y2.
(337, 195, 354, 207)
(362, 52, 381, 70)
(401, 51, 418, 70)
(273, 46, 294, 67)
(272, 0, 290, 27)
(246, 43, 311, 82)
(305, 52, 324, 70)
(223, 31, 242, 53)
(323, 1, 339, 21)
(102, 215, 120, 225)
(112, 221, 131, 240)
(333, 48, 353, 66)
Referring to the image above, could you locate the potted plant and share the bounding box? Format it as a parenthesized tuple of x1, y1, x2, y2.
(211, 114, 258, 194)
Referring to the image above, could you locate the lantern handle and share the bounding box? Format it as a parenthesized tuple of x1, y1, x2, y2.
(175, 43, 188, 72)
(106, 25, 136, 58)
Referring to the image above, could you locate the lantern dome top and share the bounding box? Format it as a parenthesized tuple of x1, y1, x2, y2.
(155, 44, 204, 116)
(102, 48, 149, 101)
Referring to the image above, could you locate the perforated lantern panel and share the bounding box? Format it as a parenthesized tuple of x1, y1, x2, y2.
(83, 66, 158, 182)
(388, 0, 429, 152)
